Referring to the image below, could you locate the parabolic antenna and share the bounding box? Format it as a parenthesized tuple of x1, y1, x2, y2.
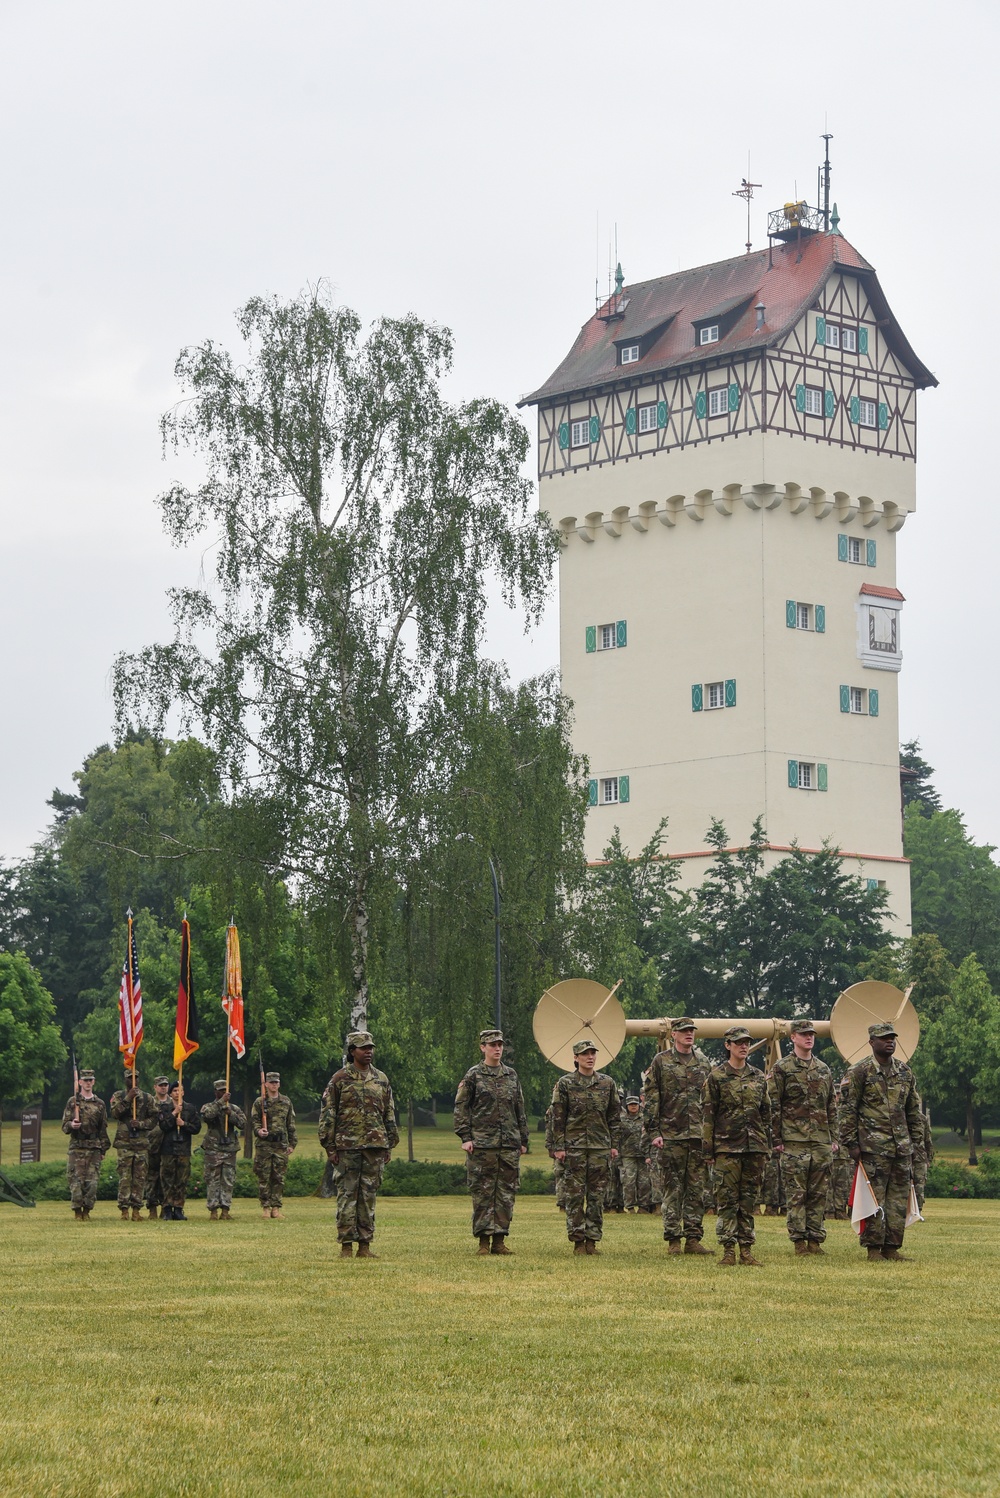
(829, 981, 920, 1066)
(533, 979, 627, 1072)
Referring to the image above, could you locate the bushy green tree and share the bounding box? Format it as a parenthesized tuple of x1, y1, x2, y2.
(905, 806, 1000, 984)
(915, 955, 1000, 1163)
(900, 739, 942, 816)
(0, 953, 67, 1127)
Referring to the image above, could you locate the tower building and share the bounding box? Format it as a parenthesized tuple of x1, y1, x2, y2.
(521, 203, 936, 933)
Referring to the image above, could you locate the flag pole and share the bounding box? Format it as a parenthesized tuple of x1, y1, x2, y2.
(223, 921, 233, 1135)
(128, 910, 137, 1121)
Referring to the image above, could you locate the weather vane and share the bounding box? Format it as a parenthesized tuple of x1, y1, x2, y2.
(733, 174, 761, 255)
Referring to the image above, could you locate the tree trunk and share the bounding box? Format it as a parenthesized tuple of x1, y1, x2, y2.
(974, 1109, 983, 1146)
(407, 1098, 414, 1163)
(349, 881, 370, 1032)
(967, 1091, 978, 1166)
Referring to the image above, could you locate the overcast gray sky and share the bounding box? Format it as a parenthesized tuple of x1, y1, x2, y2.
(1, 0, 996, 859)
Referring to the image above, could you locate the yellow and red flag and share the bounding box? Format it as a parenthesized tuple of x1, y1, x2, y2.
(221, 921, 246, 1059)
(118, 909, 143, 1068)
(173, 917, 200, 1070)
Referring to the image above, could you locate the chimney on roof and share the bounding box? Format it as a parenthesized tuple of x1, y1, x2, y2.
(755, 302, 766, 330)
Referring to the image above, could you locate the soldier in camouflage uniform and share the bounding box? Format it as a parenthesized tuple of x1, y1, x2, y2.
(769, 1019, 839, 1256)
(913, 1106, 934, 1213)
(61, 1069, 110, 1219)
(144, 1076, 172, 1218)
(454, 1028, 528, 1255)
(252, 1071, 298, 1220)
(702, 1026, 771, 1266)
(544, 1105, 567, 1210)
(604, 1087, 626, 1214)
(109, 1067, 159, 1220)
(760, 1151, 785, 1215)
(825, 1077, 853, 1219)
(157, 1081, 202, 1220)
(550, 1041, 621, 1254)
(840, 1021, 923, 1261)
(201, 1080, 247, 1220)
(619, 1096, 652, 1211)
(644, 1018, 713, 1255)
(320, 1032, 397, 1256)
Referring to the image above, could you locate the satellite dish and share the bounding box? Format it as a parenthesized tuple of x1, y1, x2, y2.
(532, 979, 627, 1072)
(829, 981, 920, 1065)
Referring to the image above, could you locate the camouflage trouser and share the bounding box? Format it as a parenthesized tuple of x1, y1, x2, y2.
(703, 1160, 715, 1215)
(254, 1143, 290, 1209)
(761, 1153, 785, 1211)
(781, 1145, 833, 1242)
(604, 1156, 624, 1212)
(553, 1156, 567, 1207)
(659, 1141, 707, 1241)
(859, 1154, 911, 1249)
(467, 1147, 520, 1238)
(913, 1161, 928, 1214)
(333, 1148, 385, 1243)
(620, 1157, 651, 1211)
(159, 1155, 191, 1208)
(204, 1150, 238, 1210)
(145, 1152, 165, 1207)
(715, 1152, 767, 1246)
(67, 1149, 103, 1210)
(115, 1147, 150, 1208)
(648, 1149, 664, 1207)
(826, 1150, 852, 1217)
(563, 1150, 611, 1242)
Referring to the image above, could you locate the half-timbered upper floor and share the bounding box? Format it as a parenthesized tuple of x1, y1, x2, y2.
(521, 231, 937, 481)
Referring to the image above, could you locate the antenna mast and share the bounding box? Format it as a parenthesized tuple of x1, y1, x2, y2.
(733, 167, 762, 255)
(820, 132, 833, 230)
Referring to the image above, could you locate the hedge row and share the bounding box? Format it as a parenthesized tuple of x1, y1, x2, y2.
(925, 1150, 1000, 1199)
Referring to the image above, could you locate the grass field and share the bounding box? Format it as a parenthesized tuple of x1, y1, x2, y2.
(2, 1195, 999, 1497)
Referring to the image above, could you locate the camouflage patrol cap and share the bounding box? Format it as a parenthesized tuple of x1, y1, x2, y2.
(868, 1022, 898, 1039)
(625, 1095, 641, 1105)
(790, 1019, 816, 1035)
(213, 1079, 228, 1090)
(724, 1025, 752, 1043)
(265, 1071, 281, 1083)
(79, 1069, 96, 1081)
(572, 1040, 599, 1055)
(672, 1017, 697, 1031)
(154, 1075, 170, 1086)
(346, 1031, 375, 1049)
(480, 1028, 504, 1045)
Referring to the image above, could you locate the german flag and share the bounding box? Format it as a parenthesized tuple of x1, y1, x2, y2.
(173, 917, 200, 1070)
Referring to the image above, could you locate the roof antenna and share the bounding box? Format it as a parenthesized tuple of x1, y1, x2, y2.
(819, 130, 833, 231)
(595, 208, 600, 314)
(733, 154, 761, 255)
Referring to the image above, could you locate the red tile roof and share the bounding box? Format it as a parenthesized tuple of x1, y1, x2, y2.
(860, 584, 906, 601)
(521, 231, 936, 406)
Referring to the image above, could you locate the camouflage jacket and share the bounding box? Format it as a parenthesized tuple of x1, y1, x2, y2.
(200, 1098, 247, 1153)
(618, 1111, 645, 1159)
(109, 1088, 160, 1150)
(550, 1071, 621, 1153)
(702, 1064, 771, 1155)
(839, 1057, 922, 1159)
(453, 1062, 528, 1150)
(913, 1112, 934, 1169)
(768, 1055, 837, 1148)
(543, 1105, 555, 1155)
(61, 1094, 110, 1152)
(318, 1066, 397, 1151)
(643, 1049, 712, 1142)
(251, 1093, 298, 1149)
(156, 1099, 202, 1157)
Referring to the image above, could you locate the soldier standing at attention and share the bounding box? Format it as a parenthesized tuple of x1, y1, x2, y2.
(644, 1019, 713, 1256)
(840, 1021, 923, 1261)
(145, 1075, 172, 1218)
(826, 1077, 853, 1219)
(550, 1041, 621, 1255)
(702, 1026, 771, 1267)
(453, 1028, 528, 1256)
(157, 1081, 202, 1220)
(618, 1096, 647, 1213)
(252, 1071, 298, 1220)
(319, 1033, 397, 1257)
(61, 1069, 110, 1221)
(769, 1019, 838, 1257)
(201, 1080, 247, 1220)
(109, 1066, 159, 1221)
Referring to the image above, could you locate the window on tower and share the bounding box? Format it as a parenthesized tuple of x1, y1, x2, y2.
(706, 681, 725, 709)
(803, 386, 824, 416)
(850, 687, 865, 714)
(796, 602, 811, 630)
(827, 324, 841, 349)
(570, 419, 592, 447)
(699, 325, 720, 345)
(708, 387, 729, 417)
(600, 776, 619, 805)
(857, 398, 877, 428)
(869, 607, 898, 654)
(848, 536, 864, 564)
(798, 762, 814, 790)
(638, 403, 658, 433)
(599, 623, 616, 651)
(620, 344, 640, 364)
(841, 327, 858, 352)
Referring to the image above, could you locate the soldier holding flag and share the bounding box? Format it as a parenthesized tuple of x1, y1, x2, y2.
(840, 1021, 924, 1262)
(61, 1066, 110, 1220)
(252, 1070, 297, 1219)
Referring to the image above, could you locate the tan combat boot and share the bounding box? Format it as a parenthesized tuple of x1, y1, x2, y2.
(81, 1209, 91, 1221)
(719, 1246, 736, 1266)
(573, 1240, 587, 1255)
(866, 1246, 885, 1261)
(881, 1247, 913, 1262)
(356, 1242, 378, 1259)
(73, 1207, 83, 1221)
(147, 1205, 159, 1220)
(262, 1207, 272, 1220)
(739, 1245, 763, 1267)
(764, 1205, 779, 1216)
(666, 1238, 683, 1255)
(270, 1207, 285, 1220)
(794, 1241, 810, 1256)
(119, 1206, 130, 1222)
(808, 1242, 826, 1255)
(491, 1235, 512, 1255)
(209, 1208, 219, 1221)
(685, 1240, 713, 1255)
(477, 1236, 492, 1256)
(131, 1207, 145, 1222)
(220, 1207, 232, 1221)
(340, 1242, 354, 1258)
(584, 1241, 600, 1256)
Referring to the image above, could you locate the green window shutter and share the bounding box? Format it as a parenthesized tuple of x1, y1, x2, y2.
(589, 416, 600, 443)
(616, 619, 627, 648)
(824, 389, 835, 418)
(858, 327, 869, 355)
(878, 403, 889, 430)
(795, 384, 806, 412)
(816, 316, 826, 345)
(725, 678, 737, 707)
(728, 383, 739, 411)
(625, 407, 636, 435)
(587, 779, 598, 807)
(558, 422, 569, 449)
(618, 775, 630, 804)
(818, 763, 828, 792)
(840, 685, 850, 713)
(867, 539, 877, 567)
(850, 395, 860, 423)
(657, 399, 667, 427)
(787, 759, 799, 788)
(786, 599, 797, 629)
(695, 390, 707, 419)
(838, 533, 848, 562)
(692, 684, 703, 712)
(869, 688, 879, 717)
(815, 604, 826, 633)
(585, 625, 597, 654)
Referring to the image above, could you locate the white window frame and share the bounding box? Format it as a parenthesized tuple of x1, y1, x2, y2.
(708, 387, 729, 417)
(841, 326, 858, 352)
(826, 323, 841, 349)
(598, 622, 617, 652)
(570, 418, 592, 448)
(699, 324, 719, 345)
(796, 602, 811, 631)
(638, 403, 658, 433)
(803, 386, 824, 416)
(850, 686, 865, 714)
(856, 598, 903, 673)
(600, 776, 619, 805)
(706, 681, 725, 710)
(848, 535, 864, 564)
(620, 343, 640, 364)
(798, 762, 814, 790)
(857, 398, 877, 428)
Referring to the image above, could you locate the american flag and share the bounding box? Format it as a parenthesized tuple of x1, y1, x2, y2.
(118, 910, 143, 1067)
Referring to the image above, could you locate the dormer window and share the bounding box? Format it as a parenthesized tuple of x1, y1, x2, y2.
(620, 343, 640, 365)
(698, 325, 719, 346)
